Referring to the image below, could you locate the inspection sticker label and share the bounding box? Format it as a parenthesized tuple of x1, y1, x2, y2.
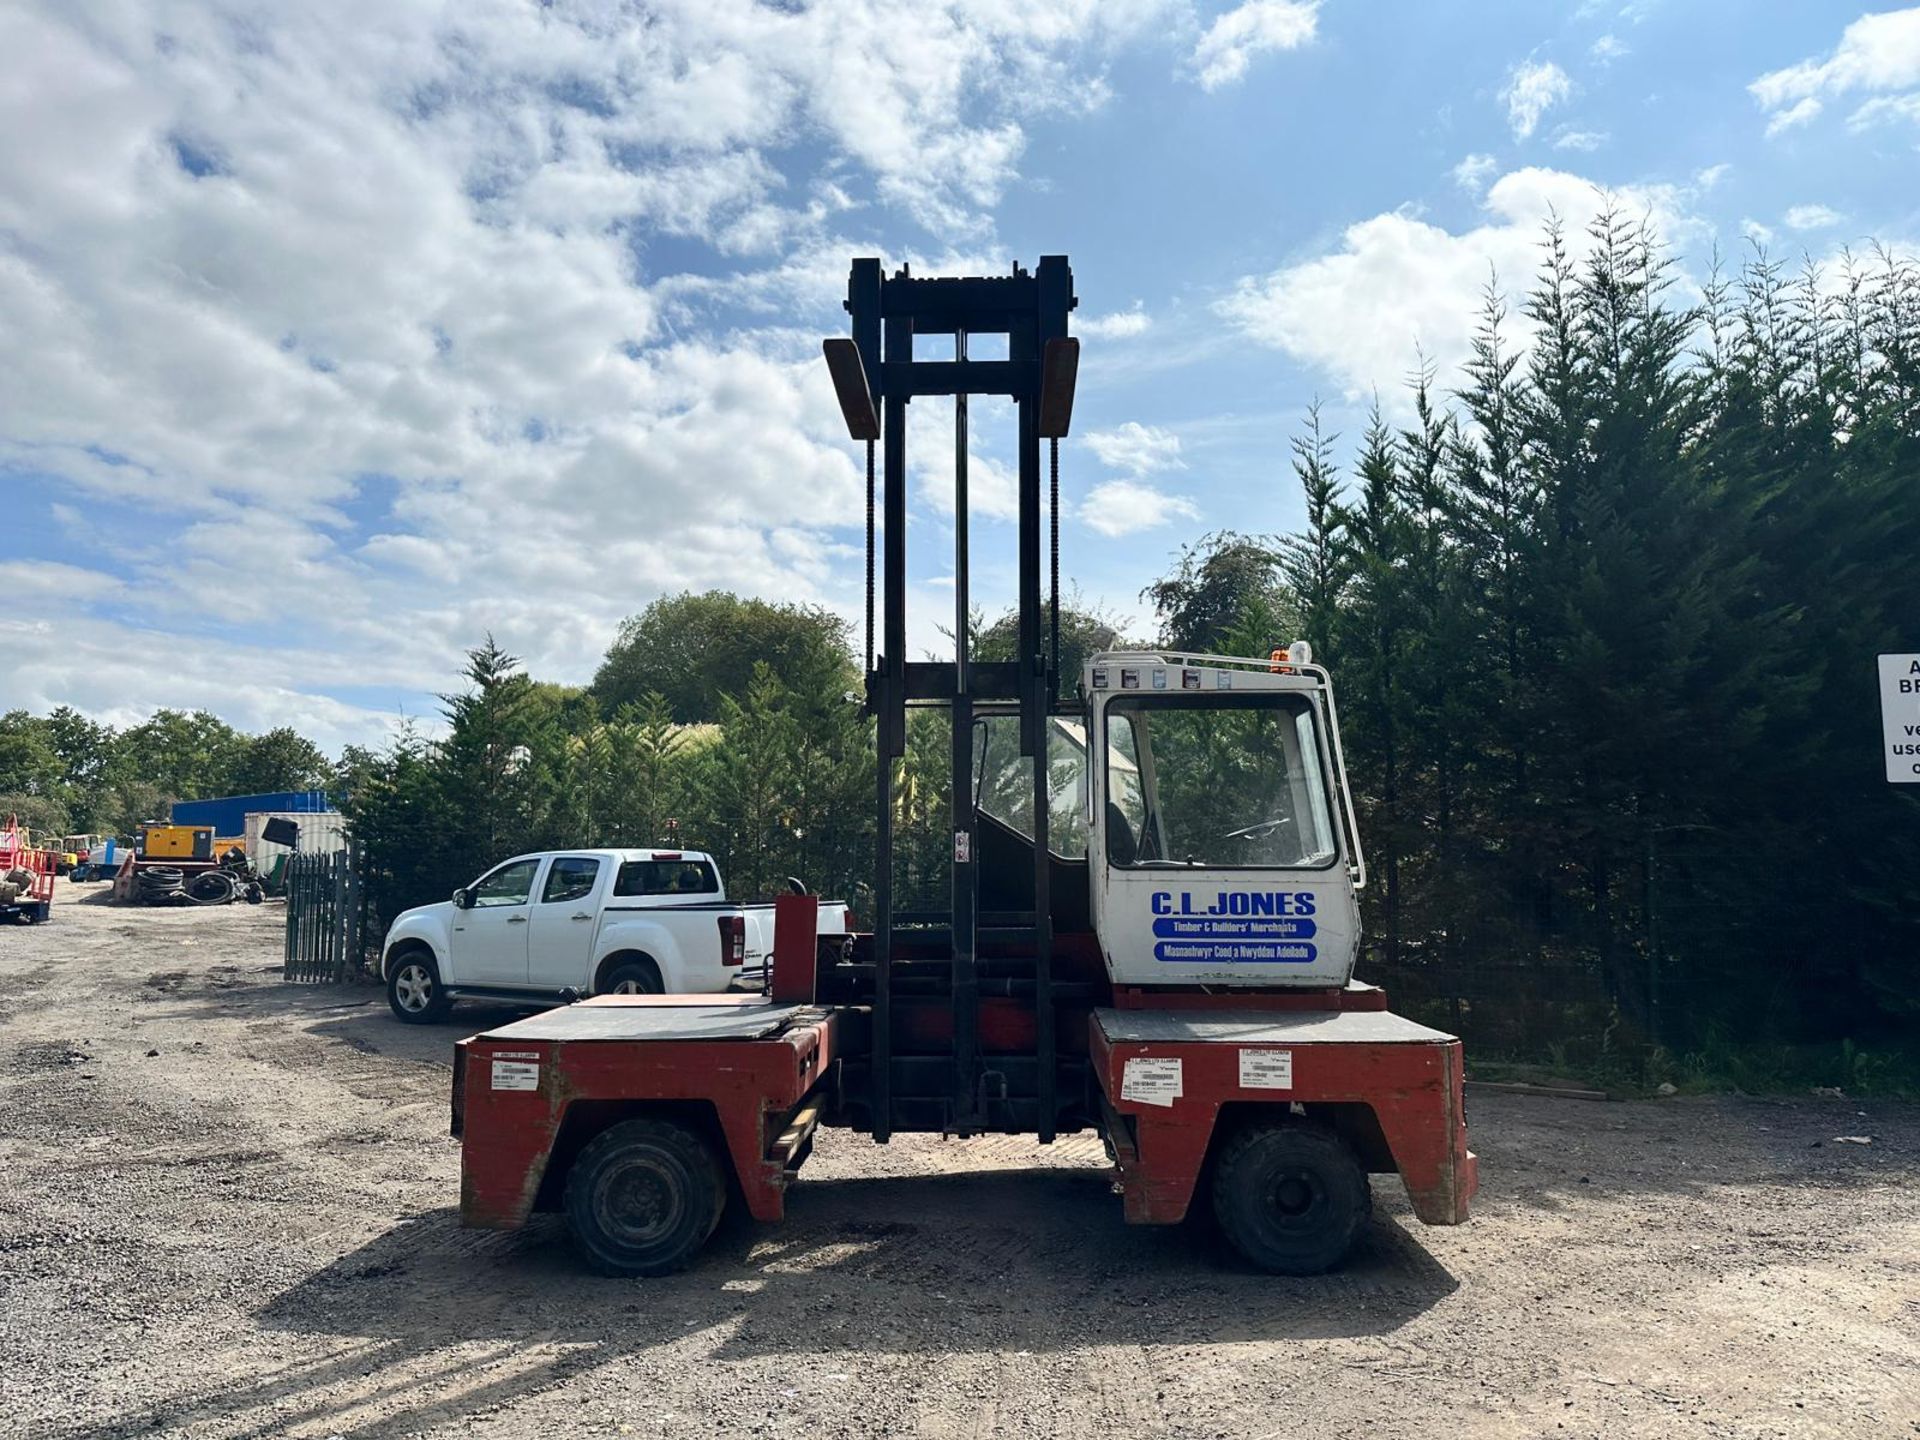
(491, 1059, 541, 1092)
(1121, 1057, 1183, 1107)
(1238, 1049, 1293, 1090)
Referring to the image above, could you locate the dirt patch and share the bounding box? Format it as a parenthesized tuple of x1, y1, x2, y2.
(1, 877, 1916, 1438)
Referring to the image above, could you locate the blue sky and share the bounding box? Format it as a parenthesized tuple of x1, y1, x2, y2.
(2, 2, 1915, 752)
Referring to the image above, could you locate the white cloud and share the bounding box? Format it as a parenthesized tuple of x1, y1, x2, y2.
(1085, 421, 1185, 476)
(1590, 34, 1629, 64)
(1503, 59, 1573, 140)
(0, 560, 125, 605)
(1078, 303, 1153, 339)
(1751, 8, 1920, 132)
(1192, 0, 1319, 92)
(1765, 96, 1824, 136)
(0, 611, 419, 755)
(1849, 92, 1920, 129)
(1742, 217, 1775, 247)
(1784, 203, 1845, 232)
(1452, 153, 1500, 193)
(916, 421, 1023, 524)
(1695, 162, 1732, 190)
(1080, 479, 1199, 537)
(0, 1, 1178, 746)
(1217, 166, 1704, 399)
(1551, 127, 1609, 152)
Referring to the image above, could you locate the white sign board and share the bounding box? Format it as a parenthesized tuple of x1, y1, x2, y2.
(491, 1059, 540, 1091)
(1238, 1048, 1294, 1090)
(1120, 1057, 1183, 1107)
(1880, 654, 1920, 783)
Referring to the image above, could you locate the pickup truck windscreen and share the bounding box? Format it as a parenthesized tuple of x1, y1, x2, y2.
(615, 859, 719, 897)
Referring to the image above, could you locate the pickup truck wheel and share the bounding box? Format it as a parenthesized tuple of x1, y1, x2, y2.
(565, 1117, 725, 1276)
(387, 951, 452, 1024)
(1210, 1122, 1371, 1276)
(601, 957, 663, 995)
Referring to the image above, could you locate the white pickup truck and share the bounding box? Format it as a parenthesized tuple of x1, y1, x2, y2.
(379, 848, 850, 1024)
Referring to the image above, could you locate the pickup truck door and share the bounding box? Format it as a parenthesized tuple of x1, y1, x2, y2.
(453, 857, 543, 985)
(527, 855, 605, 989)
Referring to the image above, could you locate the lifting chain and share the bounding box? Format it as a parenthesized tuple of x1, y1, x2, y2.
(865, 437, 876, 677)
(1049, 436, 1060, 702)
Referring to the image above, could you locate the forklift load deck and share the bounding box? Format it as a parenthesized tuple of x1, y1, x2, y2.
(453, 257, 1477, 1275)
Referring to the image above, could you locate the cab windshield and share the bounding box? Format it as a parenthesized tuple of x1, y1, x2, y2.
(1104, 692, 1337, 869)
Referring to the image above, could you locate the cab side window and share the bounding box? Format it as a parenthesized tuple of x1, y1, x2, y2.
(471, 858, 539, 907)
(542, 857, 601, 904)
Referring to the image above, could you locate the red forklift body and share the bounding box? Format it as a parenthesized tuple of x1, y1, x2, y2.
(456, 992, 1477, 1237)
(450, 256, 1479, 1275)
(458, 996, 836, 1228)
(1091, 1007, 1475, 1225)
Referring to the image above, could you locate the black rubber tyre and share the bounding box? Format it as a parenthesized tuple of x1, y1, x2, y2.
(599, 956, 663, 996)
(564, 1117, 726, 1276)
(386, 949, 452, 1024)
(1210, 1123, 1372, 1275)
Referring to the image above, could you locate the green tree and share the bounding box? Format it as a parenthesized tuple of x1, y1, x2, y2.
(113, 709, 245, 803)
(1142, 533, 1293, 654)
(0, 791, 70, 837)
(1278, 400, 1346, 657)
(0, 711, 62, 795)
(601, 693, 689, 847)
(436, 637, 560, 864)
(973, 594, 1130, 691)
(228, 727, 335, 796)
(592, 592, 856, 723)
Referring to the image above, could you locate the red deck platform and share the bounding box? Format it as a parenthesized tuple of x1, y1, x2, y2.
(455, 993, 1476, 1240)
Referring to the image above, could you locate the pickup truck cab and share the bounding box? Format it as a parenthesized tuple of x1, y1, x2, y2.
(380, 848, 850, 1024)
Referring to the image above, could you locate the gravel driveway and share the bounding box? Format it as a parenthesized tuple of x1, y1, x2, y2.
(2, 881, 1915, 1438)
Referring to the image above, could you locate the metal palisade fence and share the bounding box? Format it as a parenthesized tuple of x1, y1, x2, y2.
(283, 848, 367, 982)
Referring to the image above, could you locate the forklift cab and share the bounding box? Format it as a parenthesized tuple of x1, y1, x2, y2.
(979, 648, 1366, 991)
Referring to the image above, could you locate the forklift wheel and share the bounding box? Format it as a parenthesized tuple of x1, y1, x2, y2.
(565, 1117, 726, 1277)
(1210, 1123, 1372, 1275)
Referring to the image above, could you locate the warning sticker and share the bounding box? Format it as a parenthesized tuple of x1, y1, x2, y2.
(491, 1059, 540, 1092)
(1238, 1049, 1293, 1090)
(1120, 1057, 1183, 1107)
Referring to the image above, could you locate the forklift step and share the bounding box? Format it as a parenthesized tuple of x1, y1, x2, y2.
(771, 1093, 827, 1175)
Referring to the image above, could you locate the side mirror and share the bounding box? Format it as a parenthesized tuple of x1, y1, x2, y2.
(452, 887, 472, 909)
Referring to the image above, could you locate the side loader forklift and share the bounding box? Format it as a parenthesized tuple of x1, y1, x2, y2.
(451, 257, 1476, 1275)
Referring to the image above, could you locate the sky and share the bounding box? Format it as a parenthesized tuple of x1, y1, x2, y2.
(2, 1, 1917, 754)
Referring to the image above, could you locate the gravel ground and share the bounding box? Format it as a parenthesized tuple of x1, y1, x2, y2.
(1, 880, 1916, 1439)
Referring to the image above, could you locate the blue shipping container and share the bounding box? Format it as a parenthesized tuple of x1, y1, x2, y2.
(170, 790, 335, 838)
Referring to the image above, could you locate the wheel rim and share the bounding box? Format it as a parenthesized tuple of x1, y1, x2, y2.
(1266, 1167, 1328, 1225)
(610, 975, 656, 995)
(594, 1153, 686, 1248)
(395, 963, 433, 1011)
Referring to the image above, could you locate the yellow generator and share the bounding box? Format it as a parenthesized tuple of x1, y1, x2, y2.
(142, 824, 215, 861)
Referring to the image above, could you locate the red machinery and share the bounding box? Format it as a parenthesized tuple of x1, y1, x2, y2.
(451, 258, 1476, 1275)
(0, 817, 54, 924)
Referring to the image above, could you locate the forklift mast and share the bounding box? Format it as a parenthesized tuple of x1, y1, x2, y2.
(825, 257, 1079, 1144)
